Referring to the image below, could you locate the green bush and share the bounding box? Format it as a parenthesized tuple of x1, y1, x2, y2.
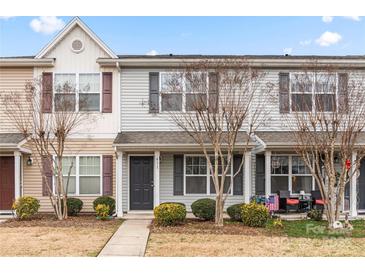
(154, 203, 186, 226)
(93, 196, 115, 215)
(12, 196, 40, 220)
(159, 202, 186, 209)
(227, 203, 245, 222)
(67, 198, 83, 216)
(241, 202, 270, 227)
(191, 198, 216, 221)
(307, 209, 323, 221)
(95, 204, 110, 220)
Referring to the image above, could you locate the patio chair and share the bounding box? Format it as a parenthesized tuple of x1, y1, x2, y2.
(311, 190, 325, 210)
(277, 190, 299, 213)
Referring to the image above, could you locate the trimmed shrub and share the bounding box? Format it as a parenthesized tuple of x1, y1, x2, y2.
(159, 202, 186, 209)
(67, 198, 83, 216)
(191, 198, 216, 221)
(95, 204, 110, 220)
(93, 196, 115, 215)
(154, 203, 186, 226)
(241, 202, 270, 227)
(307, 209, 323, 221)
(227, 203, 245, 222)
(12, 196, 40, 220)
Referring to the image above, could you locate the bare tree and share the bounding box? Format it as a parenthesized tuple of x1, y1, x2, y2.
(284, 64, 365, 228)
(164, 59, 269, 226)
(1, 76, 90, 220)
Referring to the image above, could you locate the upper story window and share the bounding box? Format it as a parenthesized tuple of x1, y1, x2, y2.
(160, 73, 183, 112)
(54, 73, 100, 112)
(290, 73, 337, 112)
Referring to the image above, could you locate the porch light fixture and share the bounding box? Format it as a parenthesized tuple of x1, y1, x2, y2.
(271, 156, 280, 169)
(27, 156, 33, 166)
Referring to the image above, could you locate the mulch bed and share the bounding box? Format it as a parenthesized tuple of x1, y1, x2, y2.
(150, 219, 279, 236)
(0, 214, 121, 228)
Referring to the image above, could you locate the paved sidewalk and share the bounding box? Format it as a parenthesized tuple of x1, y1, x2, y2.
(98, 219, 151, 256)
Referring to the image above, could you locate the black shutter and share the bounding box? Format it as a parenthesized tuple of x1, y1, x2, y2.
(338, 73, 349, 113)
(208, 72, 218, 112)
(173, 155, 184, 195)
(279, 72, 290, 113)
(149, 72, 159, 113)
(233, 154, 243, 195)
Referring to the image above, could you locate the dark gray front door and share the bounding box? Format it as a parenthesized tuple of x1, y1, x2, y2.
(358, 159, 365, 210)
(130, 156, 154, 210)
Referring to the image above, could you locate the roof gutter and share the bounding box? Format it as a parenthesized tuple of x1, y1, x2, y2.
(0, 58, 55, 67)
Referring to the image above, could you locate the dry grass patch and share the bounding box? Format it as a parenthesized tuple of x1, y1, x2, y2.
(0, 214, 122, 256)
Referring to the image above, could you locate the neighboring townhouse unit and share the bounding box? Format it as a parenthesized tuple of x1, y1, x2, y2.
(1, 17, 365, 218)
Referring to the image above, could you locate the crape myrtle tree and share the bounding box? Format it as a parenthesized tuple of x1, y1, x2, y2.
(164, 58, 270, 226)
(283, 64, 365, 228)
(2, 76, 90, 220)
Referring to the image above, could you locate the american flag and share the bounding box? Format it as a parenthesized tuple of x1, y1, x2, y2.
(266, 194, 279, 212)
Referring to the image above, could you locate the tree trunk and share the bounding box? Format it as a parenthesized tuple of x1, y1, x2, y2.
(215, 194, 224, 226)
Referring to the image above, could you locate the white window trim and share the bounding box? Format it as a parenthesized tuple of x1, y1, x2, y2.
(52, 154, 103, 197)
(53, 72, 102, 113)
(289, 72, 338, 113)
(183, 154, 234, 196)
(270, 154, 315, 196)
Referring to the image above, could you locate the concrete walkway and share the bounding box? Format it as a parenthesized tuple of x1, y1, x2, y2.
(98, 219, 151, 257)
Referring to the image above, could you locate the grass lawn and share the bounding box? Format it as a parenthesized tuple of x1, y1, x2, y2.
(146, 219, 365, 257)
(0, 214, 122, 257)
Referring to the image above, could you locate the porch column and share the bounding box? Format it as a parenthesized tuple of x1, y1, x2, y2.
(244, 151, 251, 203)
(116, 151, 123, 218)
(14, 151, 21, 200)
(154, 151, 160, 207)
(264, 150, 271, 198)
(350, 151, 358, 217)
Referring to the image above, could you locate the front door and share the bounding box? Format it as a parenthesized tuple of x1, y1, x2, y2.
(0, 157, 15, 210)
(130, 156, 154, 210)
(358, 159, 365, 210)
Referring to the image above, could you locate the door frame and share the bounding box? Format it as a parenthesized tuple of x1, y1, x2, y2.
(127, 154, 154, 211)
(0, 156, 15, 212)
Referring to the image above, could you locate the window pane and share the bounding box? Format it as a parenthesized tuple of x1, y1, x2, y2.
(291, 74, 312, 93)
(292, 176, 312, 193)
(210, 176, 231, 194)
(161, 94, 182, 111)
(185, 72, 207, 93)
(186, 94, 207, 111)
(79, 74, 100, 93)
(79, 156, 100, 175)
(210, 156, 231, 175)
(161, 73, 183, 93)
(79, 94, 100, 111)
(54, 74, 76, 93)
(271, 156, 288, 174)
(315, 74, 336, 94)
(271, 176, 289, 194)
(291, 94, 312, 111)
(55, 156, 76, 176)
(63, 176, 76, 194)
(55, 94, 76, 111)
(292, 156, 311, 174)
(315, 94, 336, 112)
(186, 156, 207, 175)
(80, 176, 101, 195)
(186, 176, 206, 194)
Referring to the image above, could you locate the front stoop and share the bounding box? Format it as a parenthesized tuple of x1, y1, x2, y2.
(98, 219, 151, 257)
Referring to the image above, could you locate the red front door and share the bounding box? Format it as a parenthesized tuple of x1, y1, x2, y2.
(0, 157, 15, 210)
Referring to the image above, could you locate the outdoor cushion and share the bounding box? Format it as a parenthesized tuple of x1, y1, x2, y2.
(315, 199, 325, 205)
(286, 198, 299, 205)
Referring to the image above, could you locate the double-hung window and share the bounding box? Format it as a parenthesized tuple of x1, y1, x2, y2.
(54, 73, 101, 112)
(315, 74, 336, 112)
(185, 72, 208, 111)
(291, 156, 312, 193)
(209, 156, 232, 194)
(54, 155, 102, 196)
(160, 73, 183, 111)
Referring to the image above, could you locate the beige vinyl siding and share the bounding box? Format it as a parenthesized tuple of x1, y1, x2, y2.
(0, 68, 33, 133)
(23, 139, 116, 212)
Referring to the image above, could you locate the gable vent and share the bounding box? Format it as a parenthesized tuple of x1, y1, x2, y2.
(71, 39, 84, 53)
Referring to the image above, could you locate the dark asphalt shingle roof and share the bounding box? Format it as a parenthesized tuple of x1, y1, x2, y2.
(0, 133, 25, 145)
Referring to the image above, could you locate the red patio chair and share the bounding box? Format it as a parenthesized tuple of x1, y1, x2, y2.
(311, 190, 325, 210)
(278, 190, 299, 212)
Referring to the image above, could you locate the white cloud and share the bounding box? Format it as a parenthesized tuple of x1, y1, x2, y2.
(283, 48, 292, 55)
(299, 40, 311, 46)
(146, 49, 158, 56)
(30, 16, 65, 35)
(316, 31, 342, 47)
(344, 16, 361, 21)
(322, 16, 333, 23)
(0, 16, 15, 20)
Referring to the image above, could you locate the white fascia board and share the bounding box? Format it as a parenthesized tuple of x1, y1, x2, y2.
(0, 58, 55, 67)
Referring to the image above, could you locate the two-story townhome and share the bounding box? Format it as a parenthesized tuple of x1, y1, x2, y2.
(1, 17, 365, 218)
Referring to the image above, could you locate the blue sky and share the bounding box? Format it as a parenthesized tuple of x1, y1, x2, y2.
(0, 16, 364, 57)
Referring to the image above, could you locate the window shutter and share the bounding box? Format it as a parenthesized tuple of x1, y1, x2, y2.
(149, 72, 160, 113)
(102, 155, 113, 196)
(338, 73, 349, 113)
(173, 155, 184, 195)
(42, 72, 53, 113)
(279, 72, 290, 113)
(42, 156, 53, 196)
(233, 154, 243, 195)
(208, 72, 218, 112)
(102, 72, 113, 113)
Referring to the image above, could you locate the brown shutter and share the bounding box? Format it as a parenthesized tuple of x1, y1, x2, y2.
(279, 72, 290, 113)
(338, 73, 349, 113)
(42, 72, 53, 113)
(42, 156, 53, 196)
(233, 155, 243, 195)
(208, 72, 218, 112)
(149, 72, 160, 113)
(102, 72, 113, 113)
(173, 155, 184, 195)
(102, 155, 113, 196)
